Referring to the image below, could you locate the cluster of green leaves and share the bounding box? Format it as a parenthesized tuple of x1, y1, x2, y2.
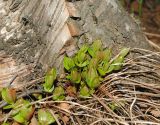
(1, 87, 58, 125)
(43, 68, 57, 93)
(1, 88, 34, 124)
(43, 67, 65, 101)
(63, 40, 130, 97)
(1, 67, 63, 124)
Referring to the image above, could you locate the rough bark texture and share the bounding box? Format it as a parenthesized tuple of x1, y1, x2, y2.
(74, 0, 150, 49)
(0, 0, 151, 87)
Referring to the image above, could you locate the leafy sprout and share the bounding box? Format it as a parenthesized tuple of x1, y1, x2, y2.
(52, 86, 65, 101)
(38, 109, 57, 125)
(43, 68, 57, 93)
(63, 56, 75, 71)
(12, 99, 34, 124)
(63, 40, 130, 97)
(1, 88, 16, 104)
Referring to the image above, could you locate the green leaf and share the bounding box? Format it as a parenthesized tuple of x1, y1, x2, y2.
(57, 95, 65, 100)
(112, 56, 124, 71)
(106, 64, 115, 74)
(78, 44, 89, 53)
(119, 48, 130, 58)
(52, 86, 65, 101)
(88, 40, 102, 57)
(38, 109, 56, 125)
(63, 56, 75, 71)
(88, 48, 94, 57)
(13, 113, 25, 123)
(107, 54, 125, 73)
(79, 82, 95, 97)
(94, 51, 104, 63)
(74, 54, 89, 67)
(88, 58, 98, 69)
(43, 84, 54, 93)
(97, 67, 106, 76)
(1, 88, 16, 104)
(86, 68, 100, 89)
(81, 67, 88, 80)
(77, 52, 86, 63)
(3, 104, 14, 109)
(74, 46, 90, 68)
(20, 106, 34, 121)
(98, 60, 110, 76)
(66, 74, 71, 80)
(68, 69, 81, 84)
(80, 85, 90, 97)
(89, 89, 95, 95)
(43, 68, 57, 93)
(103, 48, 112, 62)
(13, 98, 30, 110)
(76, 60, 89, 67)
(12, 98, 30, 116)
(94, 49, 111, 63)
(12, 99, 34, 124)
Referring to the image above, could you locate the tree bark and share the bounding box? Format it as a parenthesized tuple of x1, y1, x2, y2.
(0, 0, 151, 88)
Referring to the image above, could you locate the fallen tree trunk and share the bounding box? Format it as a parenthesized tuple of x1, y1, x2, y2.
(0, 0, 151, 88)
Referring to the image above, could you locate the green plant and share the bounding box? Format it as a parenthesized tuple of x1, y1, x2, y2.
(1, 88, 16, 104)
(52, 86, 65, 101)
(63, 40, 130, 97)
(1, 93, 34, 125)
(38, 109, 57, 125)
(12, 99, 34, 124)
(43, 68, 57, 93)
